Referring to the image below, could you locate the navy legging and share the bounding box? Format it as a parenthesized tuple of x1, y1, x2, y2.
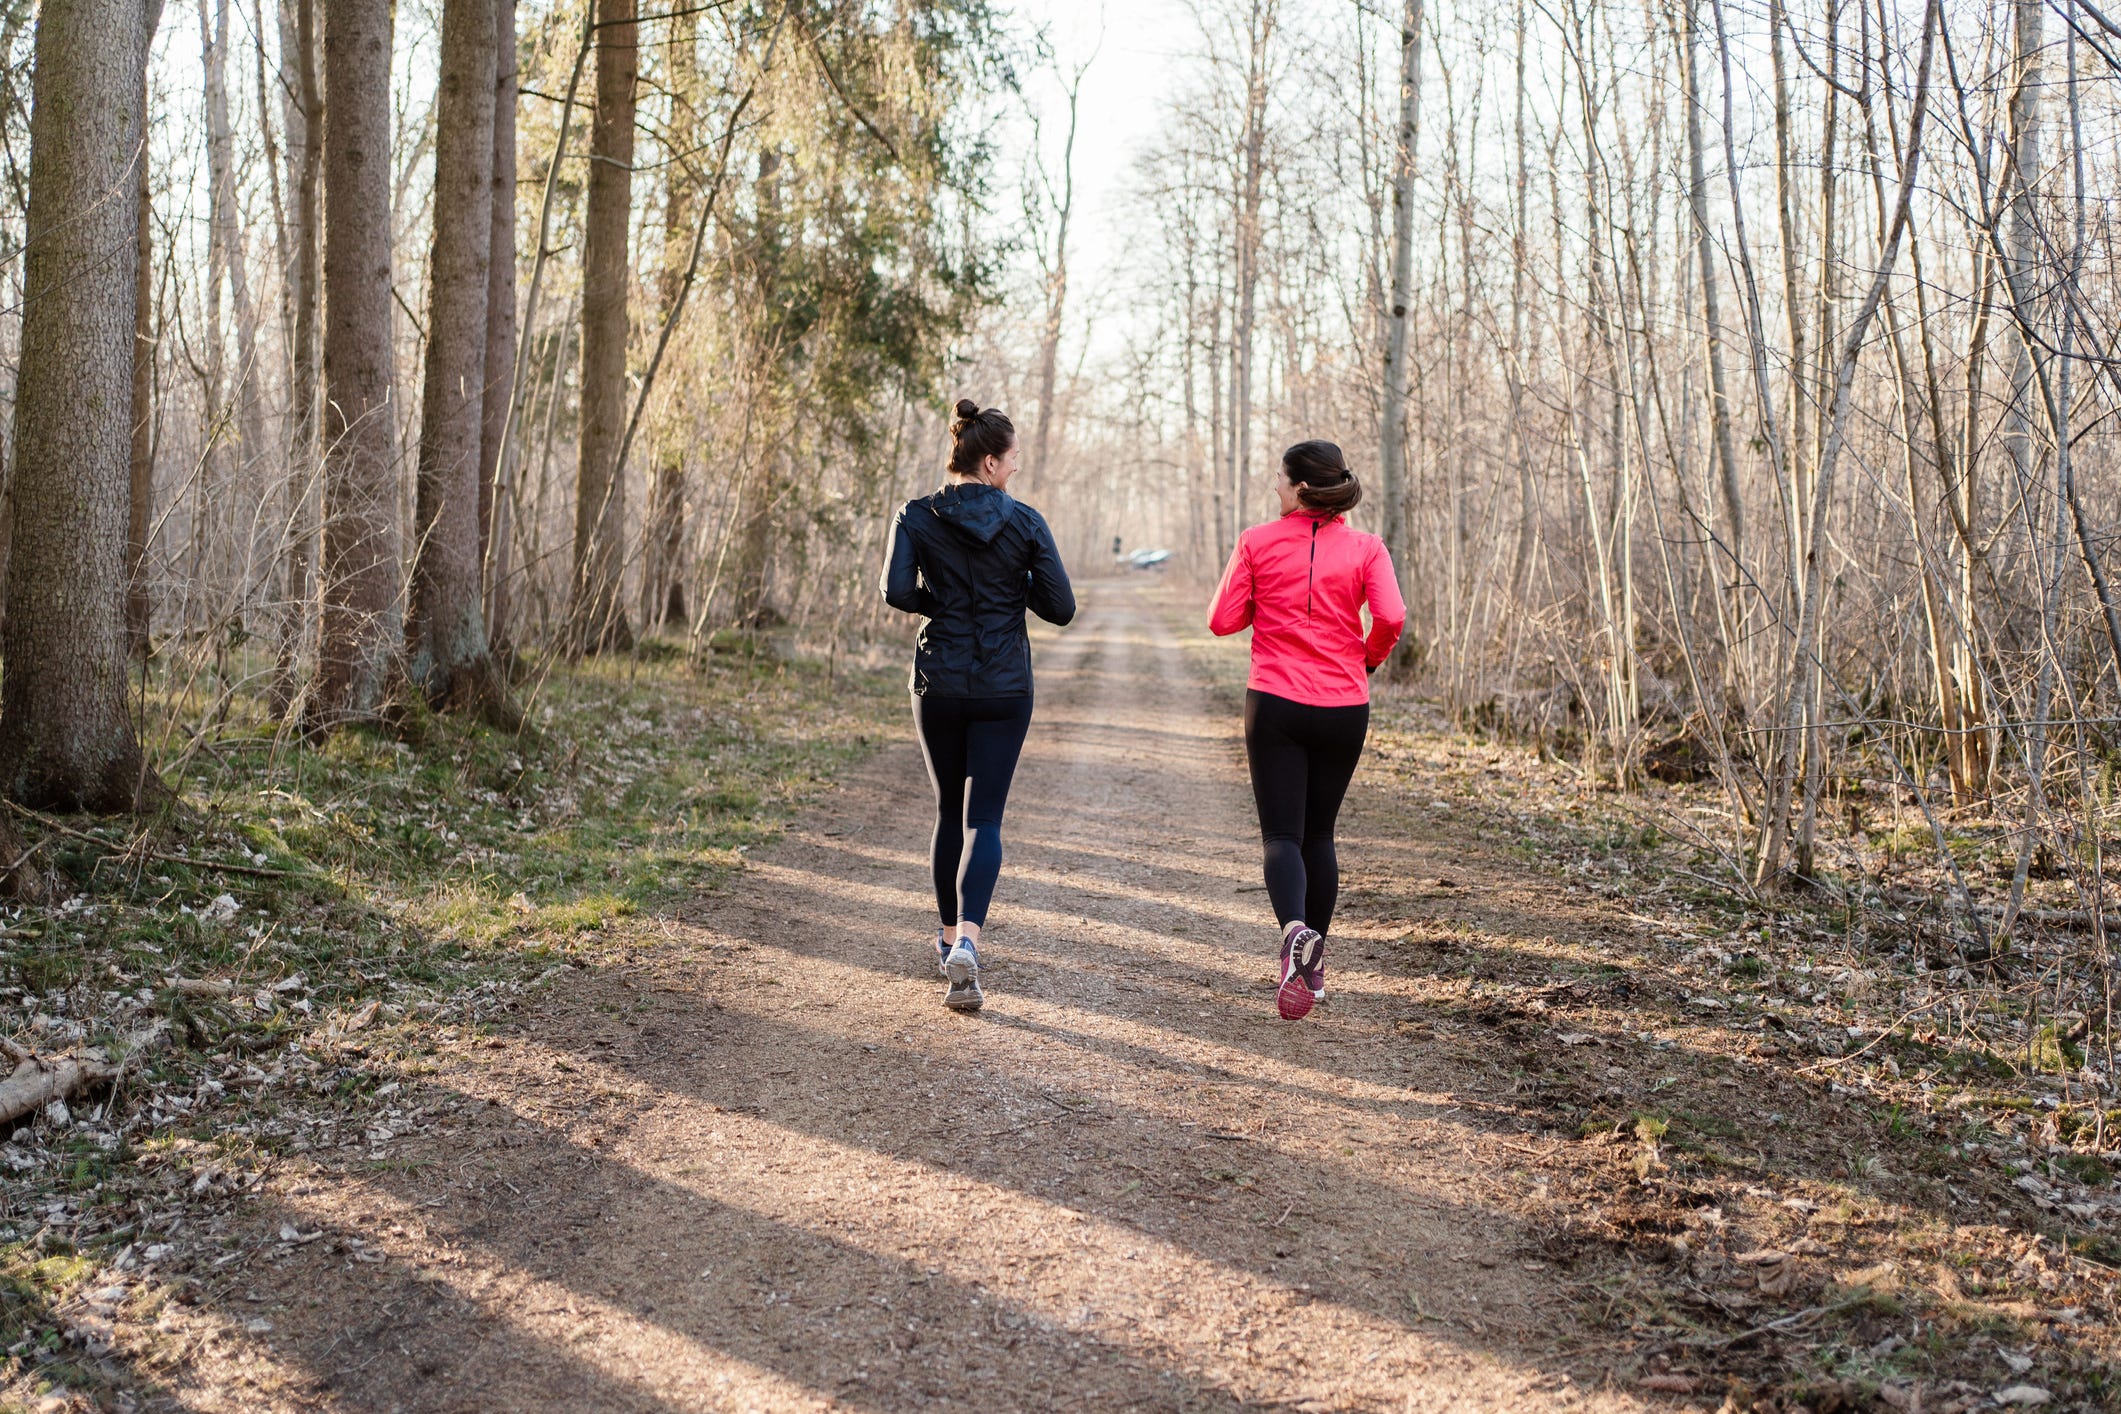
(914, 694, 1034, 928)
(1243, 688, 1369, 937)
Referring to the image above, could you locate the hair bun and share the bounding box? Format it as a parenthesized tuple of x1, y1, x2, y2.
(953, 398, 980, 422)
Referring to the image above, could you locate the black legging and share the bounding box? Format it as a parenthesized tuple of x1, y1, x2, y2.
(1243, 689, 1369, 937)
(913, 694, 1034, 929)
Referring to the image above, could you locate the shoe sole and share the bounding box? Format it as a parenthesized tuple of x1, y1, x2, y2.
(1279, 928, 1322, 1021)
(945, 979, 984, 1012)
(945, 951, 977, 986)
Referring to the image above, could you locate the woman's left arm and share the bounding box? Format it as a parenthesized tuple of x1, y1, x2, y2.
(1362, 540, 1407, 669)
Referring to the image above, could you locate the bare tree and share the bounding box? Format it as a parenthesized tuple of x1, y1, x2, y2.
(1028, 42, 1097, 484)
(1228, 0, 1276, 531)
(197, 0, 268, 535)
(1377, 0, 1422, 650)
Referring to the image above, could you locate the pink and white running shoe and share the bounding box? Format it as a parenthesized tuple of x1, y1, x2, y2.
(1277, 926, 1323, 1021)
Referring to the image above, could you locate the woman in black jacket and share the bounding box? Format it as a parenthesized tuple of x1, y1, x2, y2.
(881, 399, 1075, 1011)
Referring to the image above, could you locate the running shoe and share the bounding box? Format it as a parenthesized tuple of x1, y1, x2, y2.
(1277, 927, 1322, 1021)
(944, 939, 984, 1012)
(934, 928, 951, 978)
(1304, 941, 1328, 1002)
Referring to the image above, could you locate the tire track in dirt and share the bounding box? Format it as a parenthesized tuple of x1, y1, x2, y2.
(147, 581, 1653, 1412)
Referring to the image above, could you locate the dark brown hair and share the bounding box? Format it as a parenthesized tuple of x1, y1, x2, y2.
(1283, 439, 1362, 514)
(949, 399, 1016, 476)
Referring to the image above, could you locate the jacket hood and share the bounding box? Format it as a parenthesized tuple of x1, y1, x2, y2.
(929, 481, 1013, 545)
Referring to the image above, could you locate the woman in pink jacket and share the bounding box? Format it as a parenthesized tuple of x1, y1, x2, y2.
(1209, 441, 1406, 1021)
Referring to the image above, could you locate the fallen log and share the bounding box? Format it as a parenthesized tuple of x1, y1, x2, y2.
(0, 1025, 166, 1127)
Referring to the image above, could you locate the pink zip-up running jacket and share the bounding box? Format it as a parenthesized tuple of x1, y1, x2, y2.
(1208, 510, 1407, 707)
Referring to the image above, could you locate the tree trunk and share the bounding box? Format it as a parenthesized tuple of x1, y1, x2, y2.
(198, 0, 267, 560)
(479, 0, 517, 650)
(0, 0, 166, 812)
(309, 0, 398, 728)
(641, 4, 697, 633)
(572, 0, 636, 653)
(271, 0, 322, 713)
(1378, 0, 1421, 646)
(409, 0, 511, 723)
(1229, 0, 1275, 540)
(1766, 0, 1810, 612)
(1682, 0, 1741, 571)
(126, 0, 165, 659)
(2000, 0, 2042, 581)
(1506, 0, 1535, 605)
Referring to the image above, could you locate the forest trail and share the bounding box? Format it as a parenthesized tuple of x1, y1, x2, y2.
(160, 580, 1645, 1412)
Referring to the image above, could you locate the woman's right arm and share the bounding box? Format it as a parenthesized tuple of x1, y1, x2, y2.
(1025, 515, 1076, 626)
(880, 508, 938, 616)
(1207, 537, 1254, 636)
(1362, 540, 1407, 668)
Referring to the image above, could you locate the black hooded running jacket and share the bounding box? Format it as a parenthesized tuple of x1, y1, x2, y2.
(881, 481, 1076, 698)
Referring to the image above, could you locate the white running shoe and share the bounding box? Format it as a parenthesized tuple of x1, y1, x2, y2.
(944, 940, 983, 1012)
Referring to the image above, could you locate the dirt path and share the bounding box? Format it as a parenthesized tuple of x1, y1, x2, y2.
(148, 582, 1650, 1412)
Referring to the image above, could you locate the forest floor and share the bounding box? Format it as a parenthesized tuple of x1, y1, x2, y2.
(2, 579, 2117, 1412)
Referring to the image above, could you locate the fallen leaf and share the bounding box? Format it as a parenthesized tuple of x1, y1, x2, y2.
(1638, 1373, 1697, 1393)
(337, 1000, 381, 1035)
(1756, 1260, 1800, 1296)
(1994, 1386, 2051, 1407)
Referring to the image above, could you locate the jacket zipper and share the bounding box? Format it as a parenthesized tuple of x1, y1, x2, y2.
(1306, 519, 1321, 618)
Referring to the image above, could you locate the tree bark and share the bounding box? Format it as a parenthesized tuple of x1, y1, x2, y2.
(0, 0, 166, 812)
(270, 0, 322, 713)
(572, 0, 636, 653)
(1229, 0, 1276, 541)
(198, 0, 267, 542)
(409, 0, 511, 723)
(1682, 0, 1742, 570)
(309, 0, 398, 729)
(641, 4, 698, 633)
(479, 0, 517, 650)
(126, 0, 165, 659)
(1378, 0, 1422, 646)
(2001, 0, 2043, 574)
